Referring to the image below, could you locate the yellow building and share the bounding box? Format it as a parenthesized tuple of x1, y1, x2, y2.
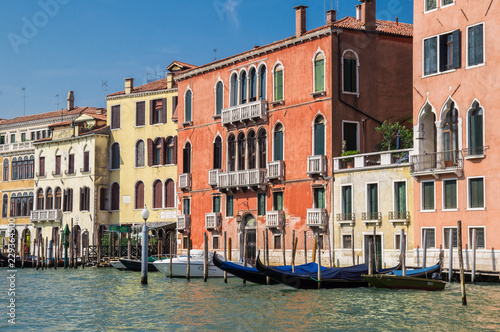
(333, 149, 414, 268)
(105, 62, 194, 253)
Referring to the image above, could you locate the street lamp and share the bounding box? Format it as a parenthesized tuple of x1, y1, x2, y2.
(141, 205, 149, 284)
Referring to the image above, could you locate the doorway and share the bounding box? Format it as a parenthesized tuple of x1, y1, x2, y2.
(364, 234, 382, 271)
(241, 214, 257, 266)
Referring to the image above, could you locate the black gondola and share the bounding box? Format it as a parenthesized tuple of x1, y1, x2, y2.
(212, 253, 278, 285)
(119, 258, 158, 271)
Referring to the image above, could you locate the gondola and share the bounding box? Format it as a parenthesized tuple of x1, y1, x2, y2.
(362, 274, 446, 291)
(386, 262, 442, 278)
(213, 253, 325, 285)
(255, 254, 400, 289)
(119, 258, 158, 271)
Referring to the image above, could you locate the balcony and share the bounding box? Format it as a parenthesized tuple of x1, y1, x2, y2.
(267, 160, 285, 181)
(30, 209, 62, 223)
(208, 169, 220, 187)
(388, 211, 410, 225)
(307, 155, 327, 177)
(306, 208, 328, 228)
(177, 214, 191, 231)
(362, 212, 382, 226)
(217, 169, 266, 191)
(205, 212, 222, 230)
(0, 141, 33, 153)
(410, 150, 463, 178)
(463, 146, 488, 159)
(179, 173, 192, 191)
(334, 148, 412, 172)
(221, 100, 268, 126)
(336, 213, 355, 226)
(266, 210, 285, 228)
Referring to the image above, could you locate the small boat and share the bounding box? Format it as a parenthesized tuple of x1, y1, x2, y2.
(110, 260, 127, 270)
(119, 258, 158, 272)
(154, 250, 228, 278)
(256, 254, 400, 289)
(362, 274, 446, 291)
(387, 263, 441, 278)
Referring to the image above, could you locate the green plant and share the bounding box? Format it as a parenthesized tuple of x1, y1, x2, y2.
(375, 120, 413, 151)
(341, 150, 359, 162)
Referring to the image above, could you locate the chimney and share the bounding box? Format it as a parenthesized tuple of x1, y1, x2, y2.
(67, 91, 74, 110)
(125, 78, 134, 94)
(356, 4, 362, 20)
(294, 5, 308, 37)
(326, 10, 336, 24)
(360, 0, 376, 31)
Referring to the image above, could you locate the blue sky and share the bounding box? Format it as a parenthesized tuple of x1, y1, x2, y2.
(0, 0, 413, 119)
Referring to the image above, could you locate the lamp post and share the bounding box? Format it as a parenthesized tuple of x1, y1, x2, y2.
(141, 205, 150, 284)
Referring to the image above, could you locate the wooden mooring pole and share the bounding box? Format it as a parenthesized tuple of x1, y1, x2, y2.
(224, 231, 227, 283)
(423, 229, 427, 268)
(203, 233, 208, 282)
(228, 238, 232, 262)
(291, 230, 295, 273)
(21, 237, 25, 269)
(351, 226, 355, 266)
(169, 232, 173, 278)
(186, 233, 191, 281)
(457, 220, 467, 305)
(472, 229, 477, 283)
(400, 229, 406, 277)
(317, 234, 321, 289)
(312, 236, 317, 263)
(303, 231, 307, 264)
(368, 239, 373, 275)
(281, 230, 286, 266)
(449, 230, 453, 283)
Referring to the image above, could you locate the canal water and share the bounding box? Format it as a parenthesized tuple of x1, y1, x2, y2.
(1, 268, 499, 331)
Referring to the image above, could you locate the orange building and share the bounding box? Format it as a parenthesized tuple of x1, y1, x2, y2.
(412, 0, 500, 271)
(175, 1, 412, 264)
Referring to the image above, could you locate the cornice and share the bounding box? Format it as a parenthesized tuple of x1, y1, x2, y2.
(106, 87, 178, 102)
(0, 114, 81, 131)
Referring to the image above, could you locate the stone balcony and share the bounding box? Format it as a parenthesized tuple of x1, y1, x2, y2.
(217, 169, 266, 191)
(265, 210, 285, 228)
(0, 141, 33, 153)
(205, 212, 222, 230)
(410, 150, 463, 178)
(307, 155, 327, 177)
(336, 213, 355, 226)
(334, 148, 412, 172)
(266, 160, 285, 181)
(362, 212, 382, 226)
(30, 209, 62, 223)
(306, 208, 328, 228)
(179, 173, 192, 191)
(177, 214, 191, 231)
(221, 100, 268, 126)
(388, 211, 410, 225)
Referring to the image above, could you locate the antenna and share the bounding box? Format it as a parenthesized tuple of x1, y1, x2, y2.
(214, 49, 217, 61)
(21, 87, 27, 116)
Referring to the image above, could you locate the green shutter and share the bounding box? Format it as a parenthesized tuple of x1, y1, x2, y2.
(444, 180, 457, 209)
(396, 182, 406, 212)
(315, 59, 324, 92)
(185, 91, 192, 122)
(314, 123, 325, 156)
(369, 184, 378, 213)
(258, 193, 266, 216)
(226, 195, 233, 216)
(316, 188, 325, 209)
(423, 182, 434, 210)
(216, 83, 223, 115)
(213, 196, 221, 213)
(274, 131, 283, 161)
(470, 178, 484, 208)
(274, 70, 283, 101)
(343, 186, 352, 214)
(275, 192, 283, 211)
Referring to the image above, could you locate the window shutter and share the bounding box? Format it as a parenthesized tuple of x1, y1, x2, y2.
(173, 136, 178, 165)
(161, 98, 167, 123)
(40, 157, 45, 175)
(470, 115, 477, 150)
(216, 83, 223, 115)
(370, 184, 378, 213)
(344, 186, 352, 214)
(452, 30, 461, 69)
(166, 180, 174, 208)
(80, 188, 84, 211)
(149, 100, 154, 125)
(277, 192, 283, 211)
(160, 137, 165, 165)
(83, 151, 89, 172)
(172, 96, 178, 120)
(147, 138, 153, 166)
(214, 196, 220, 213)
(274, 70, 283, 101)
(439, 35, 447, 72)
(315, 59, 324, 92)
(314, 123, 325, 156)
(55, 155, 61, 174)
(274, 131, 283, 161)
(136, 102, 145, 126)
(475, 25, 484, 65)
(185, 91, 192, 122)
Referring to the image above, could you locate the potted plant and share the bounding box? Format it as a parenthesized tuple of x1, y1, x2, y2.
(341, 150, 359, 168)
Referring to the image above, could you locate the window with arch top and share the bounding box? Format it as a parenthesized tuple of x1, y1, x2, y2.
(215, 81, 223, 116)
(314, 52, 325, 92)
(135, 181, 144, 210)
(185, 89, 192, 122)
(343, 51, 358, 93)
(468, 101, 484, 156)
(136, 140, 145, 167)
(314, 116, 325, 155)
(274, 124, 284, 161)
(274, 64, 284, 101)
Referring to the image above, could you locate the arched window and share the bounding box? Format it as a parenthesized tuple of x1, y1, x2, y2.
(67, 149, 75, 174)
(3, 159, 9, 181)
(249, 68, 257, 102)
(343, 50, 358, 93)
(213, 136, 222, 169)
(237, 132, 246, 170)
(28, 192, 33, 214)
(2, 194, 8, 218)
(136, 140, 145, 167)
(273, 64, 284, 101)
(274, 124, 284, 161)
(228, 134, 236, 172)
(37, 188, 44, 210)
(111, 143, 120, 170)
(21, 193, 28, 216)
(215, 81, 224, 115)
(443, 102, 459, 162)
(314, 52, 325, 92)
(110, 182, 120, 211)
(55, 187, 62, 209)
(166, 137, 176, 165)
(46, 187, 53, 210)
(135, 181, 144, 210)
(314, 116, 325, 155)
(468, 101, 484, 156)
(259, 65, 267, 100)
(183, 142, 191, 173)
(63, 188, 73, 212)
(165, 179, 175, 208)
(258, 129, 267, 169)
(28, 155, 34, 178)
(153, 138, 162, 166)
(153, 180, 162, 209)
(185, 89, 192, 122)
(230, 73, 238, 107)
(11, 157, 18, 180)
(10, 193, 16, 217)
(248, 130, 256, 169)
(240, 70, 247, 104)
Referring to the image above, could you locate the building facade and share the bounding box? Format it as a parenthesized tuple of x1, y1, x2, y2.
(175, 1, 413, 265)
(412, 0, 500, 271)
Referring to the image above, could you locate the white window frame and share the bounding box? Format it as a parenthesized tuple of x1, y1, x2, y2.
(272, 121, 285, 162)
(366, 181, 379, 214)
(467, 226, 486, 250)
(467, 176, 485, 210)
(421, 180, 436, 212)
(421, 227, 436, 249)
(135, 101, 146, 128)
(133, 180, 145, 211)
(394, 232, 407, 251)
(184, 87, 193, 123)
(342, 120, 360, 152)
(110, 104, 121, 131)
(466, 22, 486, 69)
(271, 60, 284, 102)
(440, 0, 455, 9)
(341, 49, 359, 96)
(465, 99, 485, 159)
(392, 179, 408, 213)
(340, 183, 353, 215)
(443, 226, 458, 249)
(424, 0, 438, 13)
(214, 78, 224, 117)
(422, 30, 458, 78)
(134, 139, 146, 169)
(312, 48, 326, 94)
(442, 178, 458, 211)
(341, 233, 352, 250)
(311, 112, 327, 156)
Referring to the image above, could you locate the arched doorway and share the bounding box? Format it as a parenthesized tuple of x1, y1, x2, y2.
(240, 214, 257, 266)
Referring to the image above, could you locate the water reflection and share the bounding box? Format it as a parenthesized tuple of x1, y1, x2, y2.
(1, 268, 499, 331)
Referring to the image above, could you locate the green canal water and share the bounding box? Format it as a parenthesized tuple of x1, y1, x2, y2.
(1, 267, 499, 331)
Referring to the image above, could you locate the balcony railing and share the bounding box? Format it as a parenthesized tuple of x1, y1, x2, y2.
(179, 173, 192, 190)
(267, 160, 285, 181)
(217, 169, 266, 190)
(334, 148, 412, 171)
(463, 146, 488, 158)
(266, 210, 285, 228)
(30, 209, 62, 223)
(306, 208, 328, 227)
(205, 212, 222, 230)
(410, 150, 463, 176)
(208, 169, 220, 187)
(0, 141, 33, 153)
(221, 100, 268, 126)
(362, 212, 382, 225)
(388, 211, 410, 225)
(336, 213, 355, 226)
(177, 214, 191, 230)
(307, 155, 327, 176)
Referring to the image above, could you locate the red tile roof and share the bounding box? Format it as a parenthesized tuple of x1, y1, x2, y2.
(107, 77, 172, 97)
(0, 106, 106, 126)
(333, 17, 413, 37)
